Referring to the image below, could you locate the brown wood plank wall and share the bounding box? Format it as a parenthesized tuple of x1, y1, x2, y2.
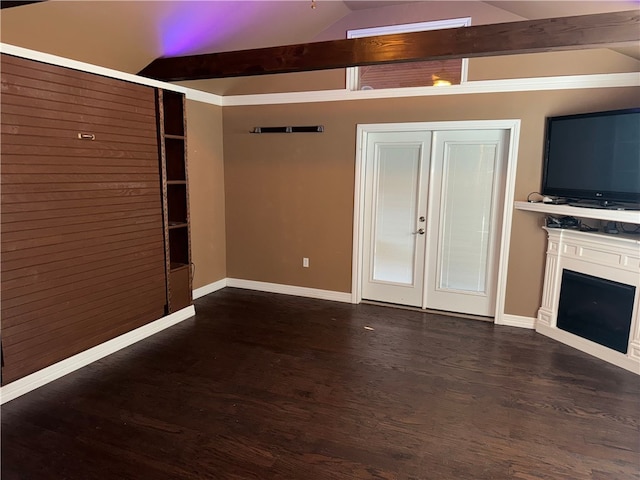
(0, 54, 167, 384)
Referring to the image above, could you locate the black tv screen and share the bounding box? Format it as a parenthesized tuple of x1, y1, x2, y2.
(542, 108, 640, 206)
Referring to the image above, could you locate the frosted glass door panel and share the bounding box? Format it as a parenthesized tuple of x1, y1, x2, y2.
(438, 143, 496, 293)
(372, 145, 421, 284)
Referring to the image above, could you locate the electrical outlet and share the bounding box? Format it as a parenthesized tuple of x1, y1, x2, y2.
(303, 257, 309, 268)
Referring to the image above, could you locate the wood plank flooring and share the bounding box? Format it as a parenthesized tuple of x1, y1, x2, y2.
(2, 288, 639, 479)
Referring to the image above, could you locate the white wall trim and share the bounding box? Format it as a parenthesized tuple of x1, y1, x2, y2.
(0, 43, 224, 106)
(493, 121, 521, 327)
(227, 278, 352, 303)
(222, 73, 640, 106)
(498, 314, 536, 329)
(0, 306, 196, 405)
(348, 17, 472, 38)
(351, 127, 368, 305)
(183, 88, 224, 106)
(193, 278, 228, 299)
(537, 323, 640, 375)
(346, 17, 471, 90)
(352, 120, 521, 134)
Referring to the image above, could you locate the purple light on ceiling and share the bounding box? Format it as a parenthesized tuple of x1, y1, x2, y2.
(160, 3, 248, 57)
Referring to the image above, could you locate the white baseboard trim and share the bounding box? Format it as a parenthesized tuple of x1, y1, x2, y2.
(226, 278, 352, 303)
(536, 323, 639, 375)
(496, 314, 536, 329)
(0, 305, 196, 405)
(193, 278, 228, 299)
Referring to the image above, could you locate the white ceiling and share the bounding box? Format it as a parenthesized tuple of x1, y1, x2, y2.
(485, 0, 639, 19)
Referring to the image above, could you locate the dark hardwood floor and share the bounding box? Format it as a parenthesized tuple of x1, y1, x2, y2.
(2, 288, 639, 479)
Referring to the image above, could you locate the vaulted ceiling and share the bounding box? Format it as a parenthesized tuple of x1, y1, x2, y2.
(1, 0, 638, 90)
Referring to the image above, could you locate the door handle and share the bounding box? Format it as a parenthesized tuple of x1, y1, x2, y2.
(413, 228, 425, 235)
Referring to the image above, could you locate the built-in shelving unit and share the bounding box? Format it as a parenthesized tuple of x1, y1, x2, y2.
(157, 89, 191, 313)
(514, 201, 640, 224)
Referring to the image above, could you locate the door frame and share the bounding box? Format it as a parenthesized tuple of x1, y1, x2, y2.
(351, 120, 521, 326)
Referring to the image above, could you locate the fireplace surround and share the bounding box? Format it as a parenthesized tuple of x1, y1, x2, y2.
(537, 227, 640, 373)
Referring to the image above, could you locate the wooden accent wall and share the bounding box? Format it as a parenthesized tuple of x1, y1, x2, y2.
(0, 54, 167, 384)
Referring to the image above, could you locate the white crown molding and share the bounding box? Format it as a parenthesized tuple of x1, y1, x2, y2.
(222, 73, 640, 106)
(0, 306, 196, 404)
(183, 88, 224, 106)
(226, 278, 353, 303)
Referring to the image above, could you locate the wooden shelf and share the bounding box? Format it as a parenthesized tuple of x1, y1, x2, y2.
(169, 262, 190, 272)
(158, 88, 191, 313)
(168, 222, 188, 229)
(515, 201, 640, 224)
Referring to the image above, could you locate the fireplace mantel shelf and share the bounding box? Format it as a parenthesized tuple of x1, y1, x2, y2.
(515, 201, 640, 224)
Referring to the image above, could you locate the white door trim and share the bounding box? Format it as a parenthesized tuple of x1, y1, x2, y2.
(352, 120, 521, 326)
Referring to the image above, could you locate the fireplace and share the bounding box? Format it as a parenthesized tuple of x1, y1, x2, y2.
(537, 228, 640, 373)
(557, 270, 635, 354)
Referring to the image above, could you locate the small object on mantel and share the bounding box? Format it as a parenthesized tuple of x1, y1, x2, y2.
(546, 215, 580, 229)
(604, 221, 619, 234)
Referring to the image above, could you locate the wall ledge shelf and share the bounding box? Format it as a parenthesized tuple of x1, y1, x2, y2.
(168, 222, 188, 229)
(169, 262, 190, 272)
(514, 201, 640, 224)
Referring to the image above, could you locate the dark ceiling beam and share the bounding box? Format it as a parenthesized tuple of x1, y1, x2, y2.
(0, 1, 46, 9)
(139, 10, 639, 82)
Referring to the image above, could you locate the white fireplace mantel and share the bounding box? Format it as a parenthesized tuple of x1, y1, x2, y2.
(514, 201, 640, 224)
(537, 228, 640, 374)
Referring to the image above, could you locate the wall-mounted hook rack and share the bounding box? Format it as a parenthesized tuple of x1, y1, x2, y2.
(251, 125, 324, 134)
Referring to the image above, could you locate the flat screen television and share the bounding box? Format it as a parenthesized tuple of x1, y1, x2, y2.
(542, 107, 640, 207)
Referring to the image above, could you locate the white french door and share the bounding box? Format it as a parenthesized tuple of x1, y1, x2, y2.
(360, 127, 509, 317)
(361, 131, 432, 307)
(424, 130, 507, 316)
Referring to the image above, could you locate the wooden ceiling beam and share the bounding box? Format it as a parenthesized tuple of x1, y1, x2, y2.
(138, 10, 639, 82)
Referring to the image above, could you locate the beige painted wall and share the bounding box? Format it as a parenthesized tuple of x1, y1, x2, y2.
(223, 87, 639, 317)
(469, 49, 640, 81)
(179, 70, 346, 96)
(186, 100, 227, 288)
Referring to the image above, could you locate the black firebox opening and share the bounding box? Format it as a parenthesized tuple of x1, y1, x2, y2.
(557, 270, 635, 354)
